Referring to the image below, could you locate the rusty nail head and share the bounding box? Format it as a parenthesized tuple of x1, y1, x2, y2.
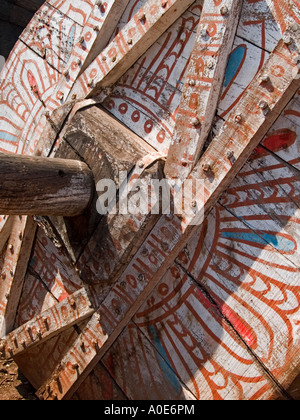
(259, 100, 268, 110)
(138, 273, 146, 282)
(192, 117, 201, 127)
(283, 34, 292, 45)
(260, 74, 270, 84)
(202, 163, 211, 173)
(235, 114, 243, 123)
(220, 6, 229, 16)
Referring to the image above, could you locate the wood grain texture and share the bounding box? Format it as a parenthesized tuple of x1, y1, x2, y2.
(0, 287, 94, 358)
(35, 33, 300, 400)
(0, 216, 36, 337)
(165, 0, 243, 180)
(69, 0, 197, 99)
(0, 217, 13, 255)
(0, 154, 94, 216)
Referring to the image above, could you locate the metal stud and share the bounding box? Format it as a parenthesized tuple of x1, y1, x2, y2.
(192, 117, 201, 127)
(260, 74, 270, 84)
(191, 200, 197, 208)
(259, 100, 268, 110)
(220, 6, 229, 16)
(235, 114, 243, 123)
(201, 28, 209, 38)
(202, 163, 212, 173)
(88, 79, 94, 88)
(139, 12, 146, 21)
(283, 34, 292, 45)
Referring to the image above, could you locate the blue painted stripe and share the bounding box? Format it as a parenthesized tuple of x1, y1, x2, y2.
(0, 131, 19, 143)
(149, 325, 181, 394)
(221, 231, 295, 252)
(224, 45, 246, 88)
(65, 24, 76, 63)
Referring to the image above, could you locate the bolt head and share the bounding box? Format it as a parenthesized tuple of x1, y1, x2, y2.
(192, 117, 201, 127)
(260, 74, 270, 84)
(235, 114, 243, 123)
(202, 163, 211, 173)
(220, 6, 229, 16)
(139, 12, 146, 21)
(201, 28, 209, 38)
(259, 100, 268, 110)
(207, 60, 214, 69)
(283, 34, 292, 45)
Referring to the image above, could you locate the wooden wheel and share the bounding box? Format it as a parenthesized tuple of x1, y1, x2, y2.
(0, 0, 300, 400)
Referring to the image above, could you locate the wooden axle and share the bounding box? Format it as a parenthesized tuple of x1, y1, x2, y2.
(0, 153, 94, 216)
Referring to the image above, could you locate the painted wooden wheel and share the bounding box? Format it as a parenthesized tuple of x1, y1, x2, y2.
(0, 0, 300, 400)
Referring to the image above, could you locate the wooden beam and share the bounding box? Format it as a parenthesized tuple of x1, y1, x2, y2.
(68, 0, 197, 100)
(35, 31, 300, 400)
(0, 216, 37, 336)
(0, 217, 13, 254)
(0, 287, 95, 358)
(165, 0, 243, 180)
(266, 0, 300, 34)
(49, 0, 131, 110)
(0, 154, 94, 216)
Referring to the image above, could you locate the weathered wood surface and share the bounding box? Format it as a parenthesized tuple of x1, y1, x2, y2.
(266, 0, 300, 34)
(0, 287, 94, 357)
(36, 33, 300, 399)
(0, 154, 94, 216)
(0, 216, 36, 337)
(69, 0, 197, 99)
(165, 0, 243, 180)
(48, 0, 131, 112)
(102, 322, 196, 400)
(1, 0, 300, 401)
(0, 217, 13, 254)
(52, 105, 160, 263)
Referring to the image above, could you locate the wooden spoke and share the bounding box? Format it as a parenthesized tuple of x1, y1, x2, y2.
(49, 0, 131, 110)
(0, 217, 13, 255)
(69, 0, 197, 100)
(0, 217, 37, 336)
(0, 287, 95, 358)
(36, 31, 300, 400)
(165, 0, 243, 180)
(266, 0, 300, 34)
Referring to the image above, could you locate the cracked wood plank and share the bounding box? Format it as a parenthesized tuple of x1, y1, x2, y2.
(35, 31, 300, 399)
(165, 0, 243, 180)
